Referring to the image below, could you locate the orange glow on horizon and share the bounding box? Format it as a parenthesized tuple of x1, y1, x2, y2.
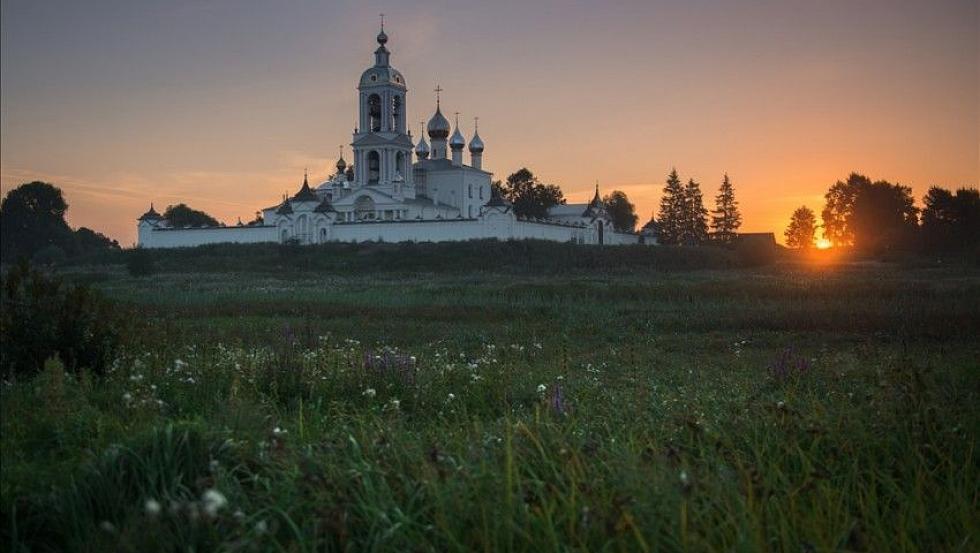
(816, 238, 833, 250)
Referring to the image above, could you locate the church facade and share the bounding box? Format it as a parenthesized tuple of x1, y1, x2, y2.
(137, 24, 652, 249)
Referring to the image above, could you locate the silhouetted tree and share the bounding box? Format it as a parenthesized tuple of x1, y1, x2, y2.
(921, 187, 980, 252)
(602, 190, 638, 232)
(498, 169, 565, 219)
(822, 173, 866, 246)
(657, 169, 685, 245)
(681, 178, 709, 245)
(0, 181, 74, 260)
(710, 174, 742, 244)
(74, 227, 120, 254)
(785, 206, 817, 249)
(821, 172, 917, 251)
(163, 203, 220, 228)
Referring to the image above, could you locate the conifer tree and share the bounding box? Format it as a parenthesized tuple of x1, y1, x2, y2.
(657, 169, 684, 245)
(682, 178, 709, 244)
(710, 174, 742, 243)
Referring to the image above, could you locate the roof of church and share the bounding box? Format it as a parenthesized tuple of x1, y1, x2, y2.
(138, 204, 162, 221)
(292, 174, 319, 202)
(276, 200, 294, 215)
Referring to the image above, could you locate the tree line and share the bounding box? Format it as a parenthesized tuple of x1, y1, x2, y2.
(784, 172, 978, 254)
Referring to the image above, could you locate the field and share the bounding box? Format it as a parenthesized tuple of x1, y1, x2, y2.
(2, 242, 978, 552)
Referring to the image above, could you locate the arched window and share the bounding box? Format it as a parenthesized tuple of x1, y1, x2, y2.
(281, 228, 289, 242)
(391, 95, 402, 133)
(468, 184, 473, 199)
(355, 195, 376, 220)
(368, 94, 382, 132)
(468, 205, 473, 218)
(319, 227, 327, 243)
(479, 186, 484, 200)
(395, 151, 405, 177)
(368, 151, 380, 184)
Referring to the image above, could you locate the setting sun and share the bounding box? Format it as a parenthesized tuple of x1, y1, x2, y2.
(816, 238, 833, 250)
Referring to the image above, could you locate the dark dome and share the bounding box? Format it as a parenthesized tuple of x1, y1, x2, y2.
(427, 107, 450, 139)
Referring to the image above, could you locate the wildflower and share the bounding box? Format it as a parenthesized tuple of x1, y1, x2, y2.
(447, 393, 456, 401)
(389, 398, 401, 409)
(537, 384, 547, 394)
(201, 488, 228, 517)
(272, 426, 287, 436)
(255, 519, 269, 534)
(144, 498, 162, 516)
(679, 470, 689, 485)
(99, 520, 116, 533)
(776, 400, 786, 410)
(174, 359, 187, 370)
(363, 388, 377, 398)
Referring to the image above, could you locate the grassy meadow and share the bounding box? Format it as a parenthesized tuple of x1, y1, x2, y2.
(2, 242, 977, 552)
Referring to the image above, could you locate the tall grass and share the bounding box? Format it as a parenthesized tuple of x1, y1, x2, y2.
(1, 260, 977, 551)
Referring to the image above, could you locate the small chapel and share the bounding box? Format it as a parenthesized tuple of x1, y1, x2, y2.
(137, 22, 652, 249)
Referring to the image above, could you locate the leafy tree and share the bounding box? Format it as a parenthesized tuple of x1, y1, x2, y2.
(498, 169, 565, 219)
(921, 187, 980, 251)
(785, 206, 817, 249)
(657, 169, 685, 245)
(74, 227, 120, 254)
(710, 174, 742, 243)
(849, 181, 918, 252)
(682, 178, 709, 245)
(163, 203, 220, 228)
(821, 172, 918, 251)
(0, 181, 74, 260)
(822, 173, 867, 246)
(602, 190, 638, 233)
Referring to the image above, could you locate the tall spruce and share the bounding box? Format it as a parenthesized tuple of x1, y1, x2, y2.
(710, 174, 741, 243)
(682, 178, 709, 245)
(657, 169, 685, 245)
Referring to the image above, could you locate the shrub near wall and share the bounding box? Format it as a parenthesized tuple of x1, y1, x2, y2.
(0, 262, 121, 378)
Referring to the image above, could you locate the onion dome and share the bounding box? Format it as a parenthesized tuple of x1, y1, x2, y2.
(138, 203, 162, 221)
(415, 135, 430, 159)
(336, 155, 347, 172)
(427, 106, 450, 139)
(469, 128, 484, 153)
(449, 128, 465, 150)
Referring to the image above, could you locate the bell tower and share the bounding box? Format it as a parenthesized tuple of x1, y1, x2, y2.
(352, 16, 415, 198)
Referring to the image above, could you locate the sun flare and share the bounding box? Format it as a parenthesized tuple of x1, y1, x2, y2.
(816, 238, 832, 250)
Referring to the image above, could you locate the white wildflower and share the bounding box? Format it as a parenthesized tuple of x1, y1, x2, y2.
(447, 393, 456, 401)
(201, 488, 228, 517)
(537, 384, 547, 393)
(144, 498, 162, 516)
(272, 426, 287, 436)
(363, 388, 377, 398)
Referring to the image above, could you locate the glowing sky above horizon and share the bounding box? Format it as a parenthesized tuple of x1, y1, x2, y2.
(1, 0, 977, 245)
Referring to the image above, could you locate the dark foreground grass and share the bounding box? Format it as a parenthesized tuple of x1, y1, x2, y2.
(2, 253, 978, 552)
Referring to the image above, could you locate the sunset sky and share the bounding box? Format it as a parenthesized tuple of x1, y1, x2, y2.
(1, 0, 977, 246)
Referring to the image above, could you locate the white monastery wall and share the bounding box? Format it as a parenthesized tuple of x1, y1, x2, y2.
(139, 225, 277, 249)
(139, 217, 641, 249)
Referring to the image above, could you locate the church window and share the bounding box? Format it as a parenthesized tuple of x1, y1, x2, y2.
(355, 195, 376, 221)
(391, 95, 403, 133)
(468, 206, 473, 218)
(468, 184, 473, 199)
(320, 228, 327, 242)
(368, 94, 382, 132)
(479, 186, 484, 200)
(367, 151, 380, 184)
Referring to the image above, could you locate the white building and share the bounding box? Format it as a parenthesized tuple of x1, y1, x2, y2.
(138, 23, 653, 249)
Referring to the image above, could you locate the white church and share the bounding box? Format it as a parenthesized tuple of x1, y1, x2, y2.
(137, 23, 653, 248)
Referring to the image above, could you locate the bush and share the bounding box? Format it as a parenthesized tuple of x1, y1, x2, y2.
(127, 247, 156, 277)
(31, 245, 67, 266)
(0, 261, 121, 378)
